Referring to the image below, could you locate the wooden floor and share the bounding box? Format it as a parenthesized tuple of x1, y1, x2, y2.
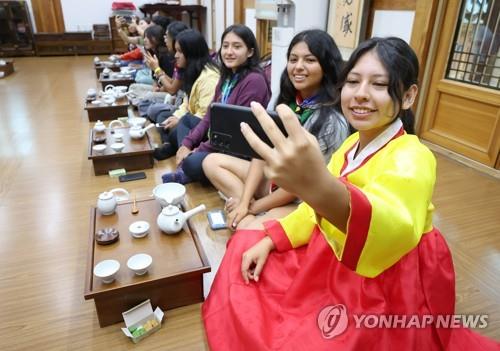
(0, 56, 498, 350)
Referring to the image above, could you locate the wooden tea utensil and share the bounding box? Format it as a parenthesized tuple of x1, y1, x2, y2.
(131, 194, 139, 214)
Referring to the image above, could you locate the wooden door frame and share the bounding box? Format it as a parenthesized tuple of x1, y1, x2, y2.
(419, 0, 500, 166)
(365, 0, 439, 133)
(31, 0, 65, 33)
(234, 0, 242, 24)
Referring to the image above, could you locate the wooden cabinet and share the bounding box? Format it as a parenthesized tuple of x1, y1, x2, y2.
(0, 1, 35, 56)
(34, 33, 113, 56)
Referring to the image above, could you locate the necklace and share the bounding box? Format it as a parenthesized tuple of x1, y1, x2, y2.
(220, 74, 239, 104)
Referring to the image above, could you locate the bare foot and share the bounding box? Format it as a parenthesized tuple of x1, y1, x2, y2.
(225, 197, 239, 213)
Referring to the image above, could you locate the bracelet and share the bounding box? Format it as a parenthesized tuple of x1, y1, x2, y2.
(154, 67, 162, 75)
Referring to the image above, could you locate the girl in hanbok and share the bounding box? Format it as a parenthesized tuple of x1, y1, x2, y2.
(202, 37, 499, 350)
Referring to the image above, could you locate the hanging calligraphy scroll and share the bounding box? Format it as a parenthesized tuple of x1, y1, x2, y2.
(328, 0, 370, 55)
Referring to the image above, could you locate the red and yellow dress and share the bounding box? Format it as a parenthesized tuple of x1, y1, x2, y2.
(202, 120, 499, 350)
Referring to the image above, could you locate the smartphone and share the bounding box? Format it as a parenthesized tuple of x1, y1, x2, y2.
(119, 172, 146, 182)
(207, 209, 227, 230)
(209, 103, 287, 160)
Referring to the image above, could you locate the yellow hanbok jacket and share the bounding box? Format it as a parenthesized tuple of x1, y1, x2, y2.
(266, 119, 437, 278)
(173, 65, 220, 119)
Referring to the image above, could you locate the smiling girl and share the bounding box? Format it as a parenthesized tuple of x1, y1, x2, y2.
(202, 37, 499, 350)
(159, 24, 271, 184)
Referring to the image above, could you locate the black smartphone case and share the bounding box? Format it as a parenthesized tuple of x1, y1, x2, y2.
(209, 103, 287, 159)
(119, 172, 146, 182)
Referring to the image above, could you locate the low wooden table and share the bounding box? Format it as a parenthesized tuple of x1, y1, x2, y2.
(94, 63, 120, 79)
(99, 73, 135, 90)
(84, 198, 211, 327)
(84, 98, 129, 122)
(0, 59, 14, 77)
(88, 126, 154, 175)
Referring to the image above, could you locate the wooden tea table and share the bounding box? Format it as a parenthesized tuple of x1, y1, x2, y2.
(99, 73, 135, 90)
(94, 62, 120, 79)
(88, 126, 154, 175)
(0, 59, 15, 77)
(84, 98, 129, 122)
(84, 198, 211, 327)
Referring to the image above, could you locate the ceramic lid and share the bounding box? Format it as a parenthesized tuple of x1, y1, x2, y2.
(129, 221, 150, 235)
(95, 120, 104, 125)
(99, 191, 113, 200)
(161, 205, 180, 216)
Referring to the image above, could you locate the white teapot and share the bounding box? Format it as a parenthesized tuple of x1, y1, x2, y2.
(157, 204, 206, 234)
(108, 119, 125, 129)
(93, 120, 106, 133)
(97, 188, 130, 215)
(104, 84, 128, 97)
(129, 124, 155, 139)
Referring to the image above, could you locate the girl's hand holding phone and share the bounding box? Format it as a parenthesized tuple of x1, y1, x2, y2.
(242, 102, 327, 198)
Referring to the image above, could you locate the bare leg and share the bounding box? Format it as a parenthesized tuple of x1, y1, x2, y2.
(202, 153, 250, 199)
(235, 214, 256, 229)
(239, 204, 298, 230)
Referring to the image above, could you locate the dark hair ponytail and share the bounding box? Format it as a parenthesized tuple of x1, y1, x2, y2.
(176, 29, 218, 96)
(337, 37, 419, 134)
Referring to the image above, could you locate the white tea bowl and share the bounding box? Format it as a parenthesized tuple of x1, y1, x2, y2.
(152, 183, 186, 207)
(92, 144, 106, 155)
(110, 142, 125, 153)
(127, 254, 152, 275)
(115, 85, 128, 93)
(128, 117, 146, 127)
(102, 95, 116, 105)
(93, 259, 120, 283)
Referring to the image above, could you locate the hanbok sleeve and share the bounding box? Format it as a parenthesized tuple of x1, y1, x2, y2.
(318, 140, 437, 278)
(264, 202, 318, 252)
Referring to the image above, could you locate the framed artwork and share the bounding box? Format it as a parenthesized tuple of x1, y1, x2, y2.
(327, 0, 371, 58)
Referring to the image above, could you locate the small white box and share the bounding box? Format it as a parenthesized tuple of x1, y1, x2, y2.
(121, 300, 164, 343)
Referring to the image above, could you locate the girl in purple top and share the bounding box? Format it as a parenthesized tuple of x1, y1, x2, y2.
(161, 24, 271, 184)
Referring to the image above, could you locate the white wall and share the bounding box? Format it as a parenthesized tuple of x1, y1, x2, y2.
(24, 0, 152, 32)
(22, 0, 243, 51)
(61, 0, 153, 31)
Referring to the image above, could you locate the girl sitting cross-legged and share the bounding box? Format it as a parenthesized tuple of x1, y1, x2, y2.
(159, 24, 272, 184)
(152, 29, 220, 162)
(141, 21, 190, 124)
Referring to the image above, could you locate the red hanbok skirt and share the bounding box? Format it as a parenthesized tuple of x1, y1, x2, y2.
(202, 227, 499, 350)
